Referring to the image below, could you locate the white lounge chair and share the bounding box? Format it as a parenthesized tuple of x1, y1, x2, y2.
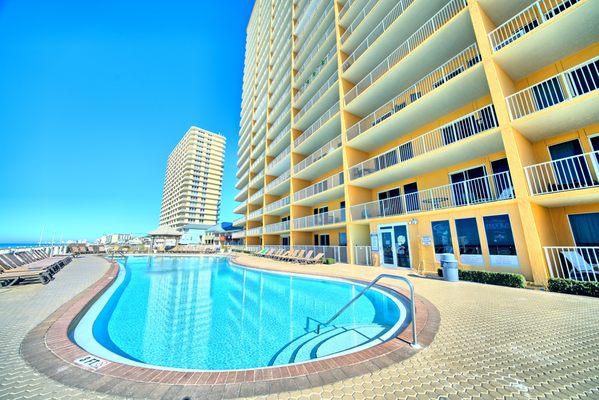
(561, 250, 599, 280)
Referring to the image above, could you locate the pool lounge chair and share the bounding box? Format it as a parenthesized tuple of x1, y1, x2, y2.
(260, 249, 275, 258)
(0, 269, 52, 286)
(287, 250, 306, 263)
(305, 253, 325, 264)
(269, 249, 285, 259)
(274, 250, 294, 261)
(298, 250, 314, 264)
(281, 250, 301, 261)
(254, 249, 268, 257)
(561, 250, 599, 280)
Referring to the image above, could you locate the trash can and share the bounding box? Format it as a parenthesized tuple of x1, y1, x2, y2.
(441, 253, 459, 282)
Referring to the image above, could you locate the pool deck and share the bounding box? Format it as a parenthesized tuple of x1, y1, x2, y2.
(1, 255, 598, 399)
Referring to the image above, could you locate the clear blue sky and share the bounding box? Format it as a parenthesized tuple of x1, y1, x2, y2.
(0, 0, 254, 243)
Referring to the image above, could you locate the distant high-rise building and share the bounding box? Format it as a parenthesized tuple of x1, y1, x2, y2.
(160, 126, 226, 230)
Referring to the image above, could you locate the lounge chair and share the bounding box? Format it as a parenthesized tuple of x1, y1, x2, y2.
(0, 269, 52, 286)
(298, 250, 314, 264)
(305, 253, 325, 264)
(254, 248, 268, 257)
(269, 249, 285, 259)
(561, 250, 599, 280)
(274, 250, 293, 261)
(287, 250, 306, 263)
(260, 249, 275, 258)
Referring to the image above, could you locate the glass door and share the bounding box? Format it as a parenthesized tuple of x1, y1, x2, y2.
(378, 224, 411, 268)
(380, 230, 395, 266)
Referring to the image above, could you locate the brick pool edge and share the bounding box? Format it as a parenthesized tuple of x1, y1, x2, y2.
(20, 256, 440, 399)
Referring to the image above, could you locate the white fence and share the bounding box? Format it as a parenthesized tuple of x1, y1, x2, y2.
(525, 151, 599, 195)
(293, 172, 344, 202)
(293, 209, 345, 229)
(354, 246, 373, 266)
(265, 196, 290, 213)
(545, 246, 599, 281)
(294, 101, 339, 148)
(265, 170, 291, 192)
(294, 245, 348, 263)
(294, 134, 342, 174)
(264, 220, 291, 234)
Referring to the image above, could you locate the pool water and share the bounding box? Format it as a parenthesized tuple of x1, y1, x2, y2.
(73, 256, 407, 370)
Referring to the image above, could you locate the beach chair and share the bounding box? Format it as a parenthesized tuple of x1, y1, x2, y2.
(273, 250, 292, 260)
(279, 249, 299, 261)
(254, 248, 268, 257)
(269, 249, 285, 259)
(0, 269, 52, 286)
(305, 253, 325, 264)
(561, 250, 599, 280)
(287, 250, 306, 263)
(298, 250, 314, 264)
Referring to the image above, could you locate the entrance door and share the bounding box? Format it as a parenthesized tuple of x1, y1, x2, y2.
(378, 224, 411, 268)
(380, 230, 395, 266)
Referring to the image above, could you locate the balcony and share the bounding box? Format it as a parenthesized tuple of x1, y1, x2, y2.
(340, 0, 378, 45)
(489, 0, 599, 80)
(233, 201, 247, 214)
(346, 43, 487, 152)
(506, 57, 599, 139)
(234, 184, 249, 202)
(232, 230, 246, 239)
(232, 216, 246, 227)
(344, 0, 471, 111)
(293, 209, 346, 230)
(295, 44, 337, 108)
(544, 246, 599, 282)
(294, 71, 339, 131)
(293, 135, 343, 181)
(295, 1, 334, 65)
(295, 28, 336, 87)
(350, 171, 515, 222)
(349, 105, 501, 188)
(268, 125, 290, 157)
(265, 196, 290, 215)
(265, 170, 291, 196)
(246, 226, 263, 237)
(524, 151, 599, 206)
(266, 146, 291, 176)
(251, 153, 265, 173)
(293, 172, 345, 206)
(248, 188, 264, 205)
(293, 101, 340, 155)
(247, 208, 263, 222)
(264, 220, 290, 234)
(249, 171, 264, 189)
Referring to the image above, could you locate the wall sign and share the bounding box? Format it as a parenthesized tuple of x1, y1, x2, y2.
(421, 235, 432, 246)
(370, 233, 379, 251)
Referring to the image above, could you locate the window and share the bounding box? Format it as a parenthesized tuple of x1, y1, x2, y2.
(483, 215, 518, 266)
(548, 139, 593, 188)
(569, 213, 599, 246)
(339, 232, 347, 247)
(455, 218, 481, 255)
(432, 220, 453, 255)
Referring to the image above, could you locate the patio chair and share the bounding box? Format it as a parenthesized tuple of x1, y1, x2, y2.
(287, 250, 306, 263)
(260, 249, 275, 258)
(561, 250, 599, 280)
(305, 253, 325, 264)
(254, 248, 268, 257)
(0, 269, 52, 286)
(274, 250, 294, 261)
(298, 250, 314, 264)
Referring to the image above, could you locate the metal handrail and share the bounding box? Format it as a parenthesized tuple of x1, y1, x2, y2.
(315, 274, 418, 348)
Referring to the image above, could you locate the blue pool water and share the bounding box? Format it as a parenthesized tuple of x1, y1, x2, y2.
(73, 256, 408, 370)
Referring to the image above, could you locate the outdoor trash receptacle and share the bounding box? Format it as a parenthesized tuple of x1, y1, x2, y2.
(441, 253, 459, 282)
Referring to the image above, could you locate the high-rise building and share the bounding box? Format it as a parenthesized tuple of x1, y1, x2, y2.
(233, 0, 599, 285)
(160, 126, 226, 230)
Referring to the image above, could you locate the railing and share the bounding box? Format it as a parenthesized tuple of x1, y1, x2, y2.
(294, 245, 348, 263)
(350, 104, 497, 180)
(353, 246, 373, 266)
(343, 0, 415, 72)
(506, 57, 598, 120)
(314, 274, 417, 349)
(250, 171, 264, 187)
(295, 71, 338, 123)
(345, 0, 467, 104)
(525, 151, 599, 195)
(265, 220, 291, 233)
(232, 230, 246, 239)
(247, 226, 263, 236)
(233, 200, 247, 213)
(544, 246, 599, 282)
(293, 172, 344, 202)
(293, 209, 346, 229)
(267, 146, 291, 170)
(340, 0, 377, 43)
(270, 125, 290, 149)
(249, 188, 264, 203)
(296, 0, 334, 56)
(295, 0, 328, 43)
(351, 171, 514, 220)
(263, 244, 291, 251)
(265, 196, 290, 214)
(295, 44, 337, 104)
(265, 170, 291, 192)
(294, 134, 343, 174)
(347, 43, 481, 141)
(232, 217, 246, 227)
(248, 208, 263, 220)
(339, 0, 354, 20)
(489, 0, 583, 52)
(294, 101, 340, 148)
(296, 23, 335, 77)
(271, 110, 291, 137)
(0, 245, 69, 257)
(252, 153, 265, 170)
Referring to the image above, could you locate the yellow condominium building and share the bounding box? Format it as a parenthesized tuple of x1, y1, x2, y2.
(160, 126, 226, 229)
(234, 0, 599, 285)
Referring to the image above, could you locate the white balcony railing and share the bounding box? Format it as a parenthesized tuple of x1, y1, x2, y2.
(295, 71, 338, 123)
(265, 196, 290, 213)
(294, 134, 343, 174)
(265, 170, 291, 192)
(296, 23, 335, 77)
(232, 216, 246, 227)
(339, 0, 354, 20)
(232, 230, 246, 239)
(489, 0, 584, 52)
(349, 104, 497, 180)
(295, 44, 337, 104)
(544, 246, 599, 281)
(248, 208, 263, 220)
(525, 151, 599, 196)
(296, 0, 333, 54)
(351, 171, 514, 220)
(267, 146, 291, 170)
(246, 226, 263, 236)
(340, 0, 377, 43)
(264, 220, 291, 233)
(250, 171, 264, 187)
(249, 188, 264, 203)
(293, 209, 346, 229)
(506, 57, 598, 120)
(345, 0, 467, 104)
(293, 172, 344, 202)
(270, 125, 290, 149)
(347, 43, 481, 141)
(294, 101, 340, 148)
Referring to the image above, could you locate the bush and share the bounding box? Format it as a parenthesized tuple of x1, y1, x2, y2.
(437, 268, 526, 288)
(548, 278, 599, 297)
(323, 258, 336, 265)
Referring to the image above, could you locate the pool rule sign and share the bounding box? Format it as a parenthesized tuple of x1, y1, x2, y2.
(74, 355, 110, 370)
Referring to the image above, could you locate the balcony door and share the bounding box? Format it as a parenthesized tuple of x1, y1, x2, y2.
(450, 165, 489, 206)
(378, 224, 411, 269)
(548, 139, 593, 189)
(378, 188, 401, 217)
(589, 134, 599, 179)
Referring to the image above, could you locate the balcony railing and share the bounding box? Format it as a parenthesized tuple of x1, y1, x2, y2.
(249, 188, 264, 203)
(294, 172, 344, 202)
(248, 208, 263, 220)
(345, 0, 467, 104)
(295, 44, 337, 104)
(270, 125, 290, 148)
(294, 134, 343, 174)
(340, 0, 377, 43)
(349, 104, 498, 180)
(246, 226, 263, 236)
(544, 246, 599, 282)
(295, 71, 338, 123)
(293, 209, 345, 229)
(296, 23, 335, 77)
(293, 245, 348, 263)
(267, 146, 291, 170)
(265, 196, 290, 213)
(343, 0, 415, 72)
(506, 57, 598, 120)
(250, 172, 264, 187)
(232, 230, 246, 239)
(351, 171, 514, 220)
(296, 0, 327, 43)
(525, 151, 599, 196)
(265, 170, 291, 192)
(294, 101, 340, 148)
(339, 0, 354, 20)
(347, 43, 481, 141)
(264, 220, 290, 233)
(296, 0, 333, 52)
(489, 0, 583, 52)
(233, 216, 246, 227)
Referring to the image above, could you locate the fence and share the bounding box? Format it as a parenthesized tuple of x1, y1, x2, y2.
(544, 246, 599, 281)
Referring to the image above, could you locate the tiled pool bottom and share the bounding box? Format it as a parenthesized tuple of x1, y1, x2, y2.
(21, 256, 439, 399)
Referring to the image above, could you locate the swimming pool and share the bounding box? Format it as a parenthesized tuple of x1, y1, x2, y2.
(73, 256, 408, 371)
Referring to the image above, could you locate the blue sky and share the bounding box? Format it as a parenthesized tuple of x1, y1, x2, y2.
(0, 0, 254, 243)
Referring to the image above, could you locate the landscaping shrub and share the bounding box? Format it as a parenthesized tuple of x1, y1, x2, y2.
(548, 278, 599, 298)
(437, 268, 526, 288)
(323, 258, 335, 265)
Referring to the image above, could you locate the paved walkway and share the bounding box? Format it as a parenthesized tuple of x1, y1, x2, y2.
(1, 255, 598, 399)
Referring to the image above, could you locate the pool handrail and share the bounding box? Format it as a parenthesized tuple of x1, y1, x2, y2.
(315, 273, 418, 347)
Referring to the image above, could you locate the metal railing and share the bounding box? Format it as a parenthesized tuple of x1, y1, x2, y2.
(296, 23, 336, 77)
(250, 171, 264, 187)
(270, 125, 290, 149)
(248, 207, 263, 220)
(545, 246, 599, 281)
(351, 171, 514, 220)
(315, 274, 417, 348)
(350, 104, 497, 180)
(232, 217, 246, 227)
(339, 0, 354, 20)
(345, 0, 467, 104)
(354, 246, 373, 266)
(293, 209, 345, 229)
(246, 226, 263, 236)
(248, 188, 264, 203)
(295, 71, 338, 123)
(265, 220, 291, 233)
(343, 0, 415, 72)
(294, 134, 343, 174)
(525, 151, 599, 195)
(296, 0, 334, 57)
(340, 0, 378, 43)
(293, 172, 344, 202)
(295, 44, 337, 104)
(506, 57, 598, 120)
(295, 0, 328, 44)
(489, 0, 583, 52)
(294, 101, 340, 148)
(232, 230, 246, 239)
(267, 146, 291, 170)
(347, 43, 481, 141)
(271, 110, 291, 137)
(266, 170, 291, 192)
(233, 200, 247, 213)
(294, 245, 348, 263)
(265, 196, 290, 213)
